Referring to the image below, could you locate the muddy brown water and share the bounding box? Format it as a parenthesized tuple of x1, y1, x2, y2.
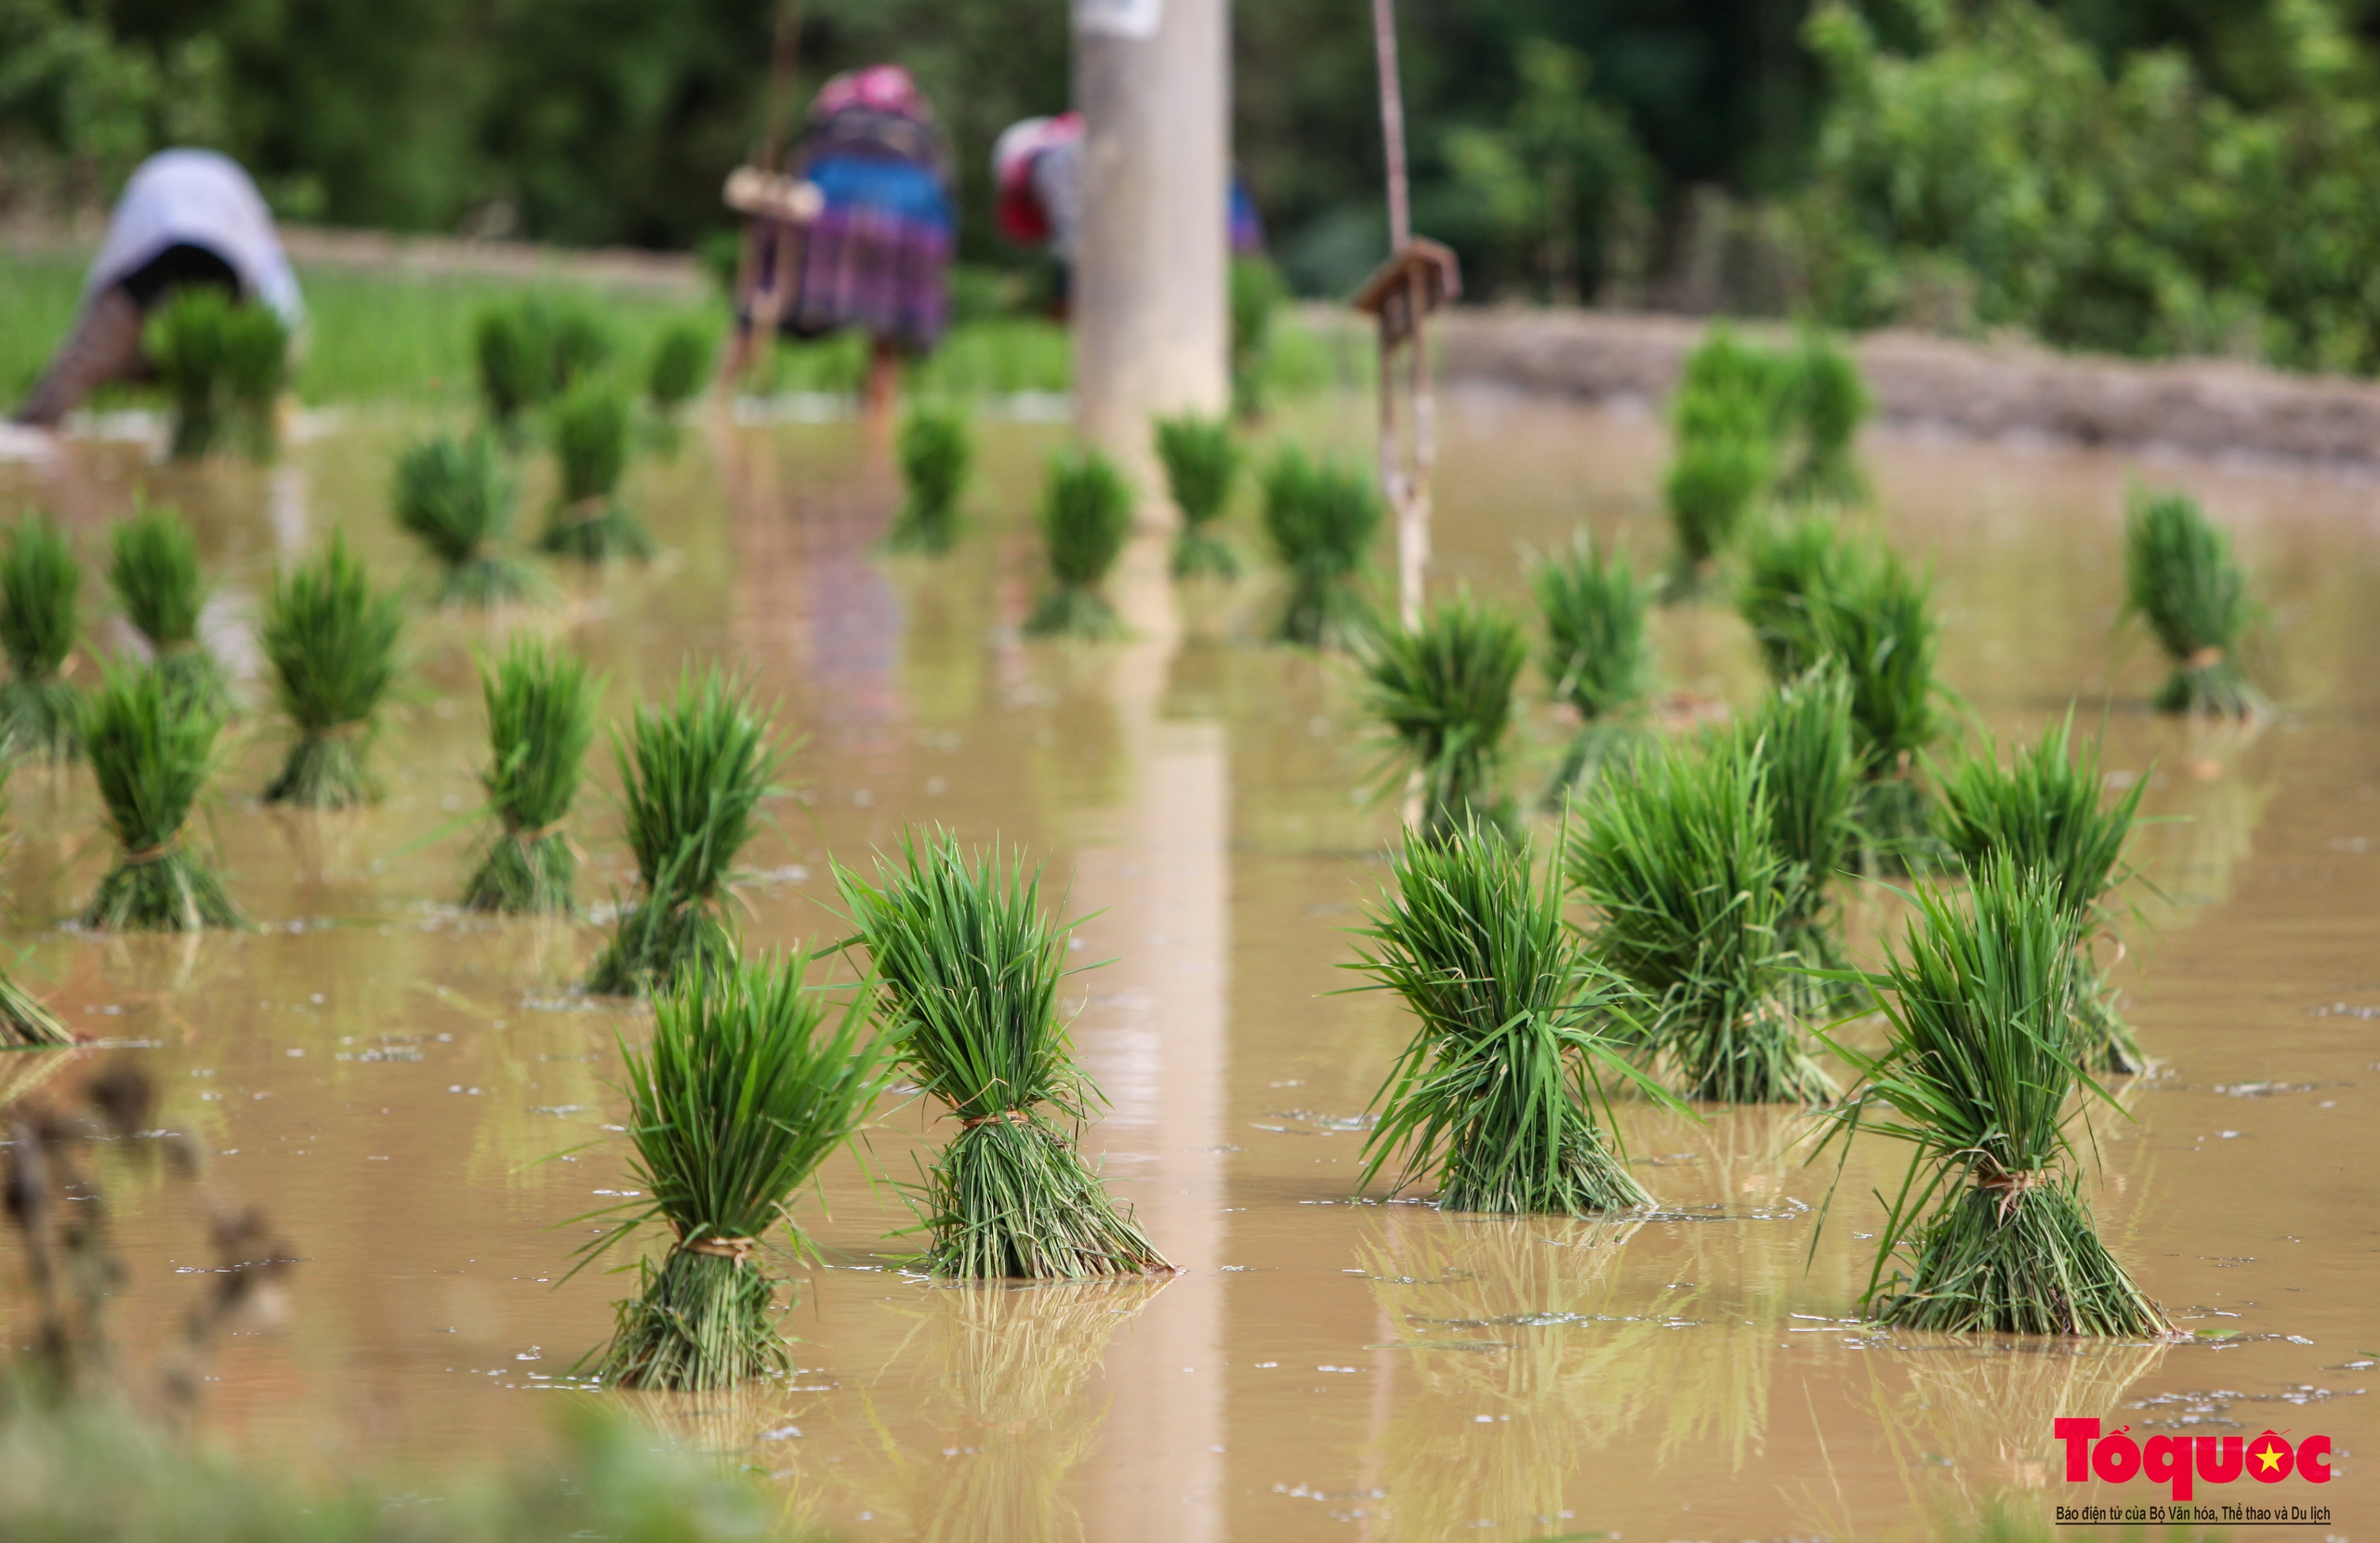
(0, 389, 2374, 1541)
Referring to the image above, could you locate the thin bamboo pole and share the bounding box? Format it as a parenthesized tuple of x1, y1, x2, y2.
(726, 0, 807, 384)
(1370, 0, 1430, 630)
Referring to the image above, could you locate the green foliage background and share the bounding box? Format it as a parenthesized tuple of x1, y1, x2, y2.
(14, 1, 2380, 370)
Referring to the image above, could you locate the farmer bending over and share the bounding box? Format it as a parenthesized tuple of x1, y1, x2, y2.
(14, 149, 304, 428)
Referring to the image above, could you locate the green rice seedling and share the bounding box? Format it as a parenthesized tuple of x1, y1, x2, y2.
(1155, 411, 1241, 579)
(887, 405, 972, 556)
(1811, 857, 2172, 1336)
(0, 513, 84, 762)
(1023, 449, 1133, 640)
(1661, 434, 1771, 599)
(539, 379, 654, 560)
(834, 828, 1169, 1278)
(1261, 447, 1382, 647)
(1935, 714, 2149, 1075)
(106, 503, 229, 716)
(1357, 594, 1527, 843)
(474, 301, 552, 430)
(77, 661, 241, 931)
(0, 754, 68, 1045)
(1776, 332, 1871, 504)
(1565, 734, 1837, 1103)
(583, 950, 893, 1390)
(258, 534, 405, 809)
(1531, 532, 1651, 807)
(1818, 541, 1950, 869)
(584, 669, 783, 997)
(1229, 256, 1286, 420)
(145, 288, 287, 460)
(1347, 819, 1673, 1213)
(461, 637, 597, 916)
(392, 433, 540, 608)
(548, 306, 617, 394)
(1736, 510, 1849, 682)
(1733, 666, 1862, 1006)
(1676, 326, 1792, 425)
(645, 321, 715, 418)
(2122, 488, 2265, 717)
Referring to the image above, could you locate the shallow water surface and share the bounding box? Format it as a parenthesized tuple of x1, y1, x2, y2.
(1, 392, 2374, 1540)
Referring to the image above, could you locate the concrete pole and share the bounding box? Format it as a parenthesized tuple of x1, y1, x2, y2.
(1073, 0, 1231, 486)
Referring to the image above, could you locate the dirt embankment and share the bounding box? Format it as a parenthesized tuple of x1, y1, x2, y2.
(1434, 308, 2380, 469)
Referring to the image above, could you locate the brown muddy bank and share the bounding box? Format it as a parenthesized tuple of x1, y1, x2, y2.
(1438, 307, 2380, 469)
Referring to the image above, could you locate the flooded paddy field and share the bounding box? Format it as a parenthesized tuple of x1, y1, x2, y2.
(1, 389, 2374, 1540)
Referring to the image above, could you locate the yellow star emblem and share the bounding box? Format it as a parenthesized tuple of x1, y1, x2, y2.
(2254, 1444, 2285, 1473)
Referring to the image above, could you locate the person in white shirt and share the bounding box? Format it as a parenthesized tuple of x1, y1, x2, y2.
(14, 149, 304, 428)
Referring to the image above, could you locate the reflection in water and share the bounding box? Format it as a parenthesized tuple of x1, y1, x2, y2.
(1360, 1217, 1667, 1536)
(893, 1279, 1168, 1543)
(2128, 720, 2275, 923)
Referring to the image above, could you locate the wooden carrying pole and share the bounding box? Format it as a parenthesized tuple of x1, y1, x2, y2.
(724, 0, 808, 383)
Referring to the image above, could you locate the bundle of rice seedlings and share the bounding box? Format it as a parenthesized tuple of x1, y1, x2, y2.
(887, 406, 972, 556)
(1776, 332, 1870, 503)
(645, 322, 715, 419)
(146, 288, 288, 460)
(1812, 857, 2172, 1336)
(0, 754, 69, 1045)
(1935, 714, 2149, 1074)
(584, 950, 892, 1390)
(1356, 594, 1526, 843)
(548, 307, 616, 394)
(461, 637, 596, 915)
(1155, 412, 1241, 579)
(106, 503, 229, 716)
(1022, 450, 1132, 640)
(1819, 542, 1950, 867)
(474, 301, 551, 430)
(1661, 435, 1771, 599)
(1565, 733, 1837, 1103)
(1733, 666, 1862, 1007)
(833, 828, 1169, 1278)
(77, 662, 241, 931)
(2122, 489, 2264, 717)
(391, 433, 539, 608)
(1348, 820, 1669, 1214)
(0, 514, 85, 762)
(539, 380, 654, 560)
(1229, 256, 1286, 420)
(584, 669, 782, 997)
(258, 534, 405, 809)
(1531, 532, 1651, 807)
(1736, 511, 1848, 682)
(1261, 447, 1382, 647)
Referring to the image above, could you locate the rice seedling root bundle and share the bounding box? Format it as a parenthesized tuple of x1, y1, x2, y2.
(393, 434, 540, 608)
(0, 970, 70, 1047)
(1351, 822, 1666, 1214)
(78, 663, 241, 931)
(0, 514, 85, 761)
(2123, 489, 2265, 718)
(1156, 413, 1242, 580)
(1815, 858, 2171, 1337)
(1532, 533, 1651, 809)
(107, 504, 230, 717)
(1358, 595, 1526, 843)
(539, 382, 654, 561)
(1935, 714, 2149, 1075)
(145, 288, 289, 460)
(584, 669, 780, 996)
(836, 829, 1169, 1278)
(1566, 733, 1838, 1104)
(1261, 449, 1382, 648)
(462, 638, 595, 915)
(259, 535, 404, 810)
(888, 407, 972, 555)
(584, 951, 891, 1390)
(1023, 450, 1132, 640)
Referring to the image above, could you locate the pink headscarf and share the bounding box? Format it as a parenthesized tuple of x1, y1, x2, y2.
(812, 64, 924, 121)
